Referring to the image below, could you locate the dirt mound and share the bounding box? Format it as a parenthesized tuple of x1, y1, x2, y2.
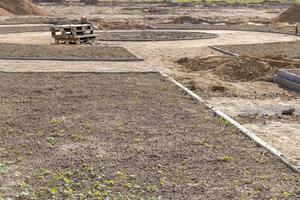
(0, 0, 46, 16)
(172, 16, 202, 24)
(0, 7, 13, 16)
(275, 4, 300, 23)
(176, 56, 275, 82)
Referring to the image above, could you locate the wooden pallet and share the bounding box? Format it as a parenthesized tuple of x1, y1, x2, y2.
(51, 24, 96, 44)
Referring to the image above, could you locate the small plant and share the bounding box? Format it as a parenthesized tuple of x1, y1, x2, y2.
(116, 171, 124, 177)
(146, 184, 157, 192)
(71, 133, 86, 142)
(159, 178, 166, 186)
(50, 118, 63, 128)
(218, 116, 230, 126)
(282, 191, 290, 198)
(46, 137, 55, 148)
(48, 187, 57, 195)
(81, 122, 92, 131)
(104, 179, 115, 186)
(218, 155, 234, 162)
(0, 163, 8, 174)
(201, 141, 211, 148)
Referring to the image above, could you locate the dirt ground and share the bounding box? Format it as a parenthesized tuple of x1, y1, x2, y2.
(0, 72, 299, 200)
(214, 41, 300, 58)
(0, 2, 300, 198)
(97, 30, 217, 41)
(0, 29, 299, 171)
(0, 43, 140, 60)
(42, 3, 284, 25)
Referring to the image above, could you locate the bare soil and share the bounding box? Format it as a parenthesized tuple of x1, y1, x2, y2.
(214, 41, 300, 59)
(174, 54, 300, 168)
(0, 25, 50, 34)
(152, 24, 298, 36)
(97, 31, 217, 41)
(275, 4, 300, 23)
(0, 0, 46, 16)
(0, 43, 140, 60)
(0, 72, 299, 200)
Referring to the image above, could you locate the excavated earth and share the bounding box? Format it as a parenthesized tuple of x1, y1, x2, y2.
(0, 72, 299, 200)
(176, 56, 300, 82)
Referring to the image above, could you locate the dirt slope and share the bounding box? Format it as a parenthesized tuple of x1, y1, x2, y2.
(0, 0, 46, 16)
(0, 7, 13, 16)
(275, 4, 300, 23)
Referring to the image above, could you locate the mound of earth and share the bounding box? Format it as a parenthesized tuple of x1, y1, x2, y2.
(0, 7, 13, 16)
(0, 0, 46, 16)
(172, 16, 202, 24)
(274, 4, 300, 23)
(176, 56, 275, 82)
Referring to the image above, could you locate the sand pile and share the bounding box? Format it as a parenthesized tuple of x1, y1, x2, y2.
(0, 0, 46, 16)
(275, 4, 300, 23)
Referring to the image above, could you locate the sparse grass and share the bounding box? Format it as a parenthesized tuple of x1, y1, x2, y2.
(2, 73, 299, 199)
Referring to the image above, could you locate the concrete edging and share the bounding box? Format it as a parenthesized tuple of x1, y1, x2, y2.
(273, 76, 300, 93)
(278, 69, 300, 85)
(208, 46, 240, 56)
(160, 71, 299, 173)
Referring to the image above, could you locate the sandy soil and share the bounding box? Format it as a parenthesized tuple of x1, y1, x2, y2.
(0, 72, 299, 199)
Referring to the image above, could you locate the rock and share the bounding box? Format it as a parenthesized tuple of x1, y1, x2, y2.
(282, 107, 295, 115)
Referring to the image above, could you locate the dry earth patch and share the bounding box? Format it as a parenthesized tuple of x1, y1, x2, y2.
(0, 72, 299, 200)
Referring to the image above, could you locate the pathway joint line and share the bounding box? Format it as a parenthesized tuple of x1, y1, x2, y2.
(159, 71, 299, 173)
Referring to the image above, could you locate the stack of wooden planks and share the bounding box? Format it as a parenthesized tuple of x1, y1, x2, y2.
(51, 24, 96, 44)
